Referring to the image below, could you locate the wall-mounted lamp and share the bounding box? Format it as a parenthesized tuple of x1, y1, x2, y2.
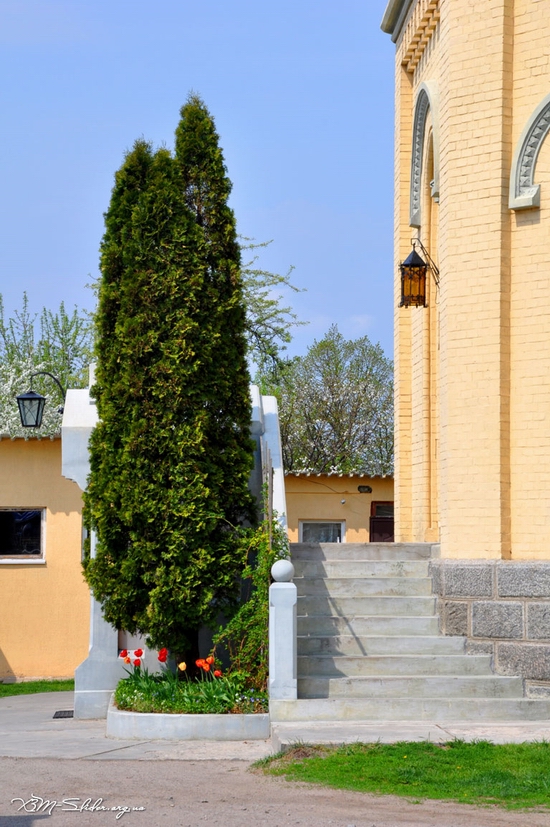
(16, 372, 66, 428)
(357, 485, 373, 494)
(399, 238, 440, 308)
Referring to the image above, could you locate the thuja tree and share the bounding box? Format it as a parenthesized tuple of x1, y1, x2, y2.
(83, 96, 256, 659)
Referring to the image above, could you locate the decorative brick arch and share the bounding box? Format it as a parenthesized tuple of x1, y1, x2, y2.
(410, 82, 439, 228)
(509, 93, 550, 210)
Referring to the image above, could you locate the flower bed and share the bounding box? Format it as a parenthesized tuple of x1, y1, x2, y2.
(113, 651, 268, 715)
(106, 698, 270, 741)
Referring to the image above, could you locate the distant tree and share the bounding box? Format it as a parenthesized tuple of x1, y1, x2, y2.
(240, 238, 305, 370)
(83, 96, 256, 660)
(259, 325, 394, 475)
(0, 293, 92, 437)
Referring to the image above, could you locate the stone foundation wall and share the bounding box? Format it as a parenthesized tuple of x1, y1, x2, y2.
(429, 560, 550, 696)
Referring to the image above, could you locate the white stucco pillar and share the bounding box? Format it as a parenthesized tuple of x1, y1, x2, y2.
(269, 560, 297, 700)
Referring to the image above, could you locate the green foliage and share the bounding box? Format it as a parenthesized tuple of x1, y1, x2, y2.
(258, 325, 394, 475)
(0, 679, 74, 697)
(0, 293, 92, 437)
(240, 237, 305, 371)
(259, 740, 550, 810)
(114, 666, 267, 714)
(83, 95, 256, 658)
(212, 511, 290, 691)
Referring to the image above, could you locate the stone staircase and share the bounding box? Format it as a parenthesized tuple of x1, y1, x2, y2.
(270, 542, 550, 725)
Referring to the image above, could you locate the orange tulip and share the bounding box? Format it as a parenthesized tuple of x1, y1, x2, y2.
(203, 663, 210, 672)
(214, 670, 222, 678)
(206, 655, 215, 665)
(124, 656, 131, 664)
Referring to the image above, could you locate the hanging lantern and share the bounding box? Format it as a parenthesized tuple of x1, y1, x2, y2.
(399, 245, 428, 307)
(16, 390, 47, 428)
(16, 371, 65, 428)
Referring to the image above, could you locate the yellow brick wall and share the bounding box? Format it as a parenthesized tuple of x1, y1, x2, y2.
(509, 0, 550, 559)
(0, 439, 90, 679)
(389, 0, 550, 559)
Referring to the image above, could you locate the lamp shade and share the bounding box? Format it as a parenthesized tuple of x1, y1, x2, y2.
(16, 390, 47, 428)
(399, 247, 428, 307)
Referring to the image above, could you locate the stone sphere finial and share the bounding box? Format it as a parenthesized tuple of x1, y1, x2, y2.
(271, 559, 295, 582)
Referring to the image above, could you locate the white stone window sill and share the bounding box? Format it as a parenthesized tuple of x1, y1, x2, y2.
(0, 558, 46, 564)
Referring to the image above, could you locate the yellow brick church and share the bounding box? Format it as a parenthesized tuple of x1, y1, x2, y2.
(382, 0, 550, 562)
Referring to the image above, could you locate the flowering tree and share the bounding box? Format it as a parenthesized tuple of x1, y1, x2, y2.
(0, 294, 92, 437)
(260, 325, 394, 475)
(83, 96, 256, 660)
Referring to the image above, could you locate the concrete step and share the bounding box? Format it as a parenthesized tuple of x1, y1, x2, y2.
(296, 577, 433, 597)
(297, 614, 440, 636)
(270, 697, 550, 723)
(291, 542, 439, 561)
(298, 654, 493, 677)
(271, 720, 550, 749)
(293, 559, 430, 579)
(297, 674, 525, 699)
(297, 634, 466, 656)
(297, 595, 437, 617)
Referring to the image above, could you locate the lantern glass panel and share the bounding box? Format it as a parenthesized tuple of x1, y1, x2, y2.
(400, 263, 427, 307)
(16, 391, 46, 428)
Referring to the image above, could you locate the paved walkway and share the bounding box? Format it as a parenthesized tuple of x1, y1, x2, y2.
(1, 691, 550, 761)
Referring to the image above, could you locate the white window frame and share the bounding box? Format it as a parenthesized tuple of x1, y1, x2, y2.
(0, 508, 47, 564)
(299, 520, 346, 544)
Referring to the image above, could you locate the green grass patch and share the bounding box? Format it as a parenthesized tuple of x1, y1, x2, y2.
(256, 740, 550, 810)
(0, 679, 74, 697)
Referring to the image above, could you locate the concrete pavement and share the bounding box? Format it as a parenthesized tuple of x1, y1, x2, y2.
(1, 691, 550, 762)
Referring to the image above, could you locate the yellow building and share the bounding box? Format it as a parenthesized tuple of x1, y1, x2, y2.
(285, 473, 394, 544)
(0, 438, 89, 680)
(382, 0, 550, 561)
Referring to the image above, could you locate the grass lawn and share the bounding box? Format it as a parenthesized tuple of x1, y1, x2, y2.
(256, 740, 550, 810)
(0, 679, 74, 697)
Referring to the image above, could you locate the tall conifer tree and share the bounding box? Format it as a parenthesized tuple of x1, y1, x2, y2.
(83, 97, 255, 658)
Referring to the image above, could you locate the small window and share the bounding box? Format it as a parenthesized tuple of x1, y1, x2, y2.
(371, 501, 394, 518)
(0, 510, 44, 559)
(300, 521, 345, 543)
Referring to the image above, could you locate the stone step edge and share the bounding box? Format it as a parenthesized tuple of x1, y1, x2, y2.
(297, 636, 468, 643)
(297, 654, 490, 661)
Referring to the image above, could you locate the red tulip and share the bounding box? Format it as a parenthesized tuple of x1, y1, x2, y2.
(214, 670, 222, 678)
(158, 648, 168, 663)
(119, 650, 128, 659)
(133, 658, 141, 667)
(134, 648, 143, 658)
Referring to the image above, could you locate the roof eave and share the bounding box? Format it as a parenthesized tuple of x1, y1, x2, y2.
(381, 0, 414, 42)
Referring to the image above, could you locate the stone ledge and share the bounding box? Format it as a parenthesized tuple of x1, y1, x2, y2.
(106, 698, 270, 740)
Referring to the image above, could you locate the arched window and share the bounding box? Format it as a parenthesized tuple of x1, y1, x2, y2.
(410, 82, 439, 228)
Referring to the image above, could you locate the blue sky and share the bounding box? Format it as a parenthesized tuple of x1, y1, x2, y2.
(0, 0, 395, 358)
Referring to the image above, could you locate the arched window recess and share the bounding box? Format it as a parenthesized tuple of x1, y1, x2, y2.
(399, 238, 440, 308)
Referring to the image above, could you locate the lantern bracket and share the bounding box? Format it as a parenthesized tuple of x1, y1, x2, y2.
(411, 237, 440, 287)
(28, 372, 66, 411)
